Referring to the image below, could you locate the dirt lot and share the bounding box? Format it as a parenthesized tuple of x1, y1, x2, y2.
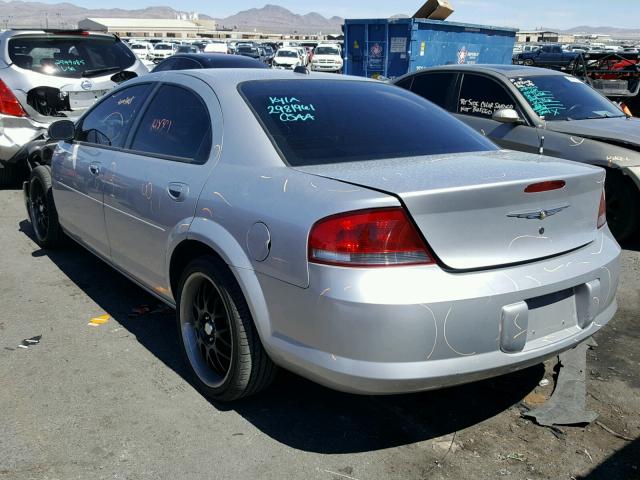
(0, 187, 638, 480)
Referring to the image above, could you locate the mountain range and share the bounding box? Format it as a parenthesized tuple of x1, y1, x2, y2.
(0, 1, 638, 38)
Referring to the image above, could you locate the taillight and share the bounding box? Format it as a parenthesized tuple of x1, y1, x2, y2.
(524, 180, 566, 193)
(597, 190, 607, 229)
(0, 79, 27, 117)
(308, 207, 434, 267)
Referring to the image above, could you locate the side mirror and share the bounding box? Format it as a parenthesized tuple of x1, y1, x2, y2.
(492, 109, 524, 125)
(48, 120, 75, 141)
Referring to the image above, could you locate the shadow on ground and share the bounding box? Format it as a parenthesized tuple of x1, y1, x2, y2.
(577, 437, 640, 480)
(20, 220, 545, 454)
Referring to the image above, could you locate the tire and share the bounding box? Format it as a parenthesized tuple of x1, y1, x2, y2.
(0, 164, 20, 188)
(524, 59, 534, 66)
(605, 169, 639, 242)
(27, 165, 64, 248)
(176, 256, 277, 401)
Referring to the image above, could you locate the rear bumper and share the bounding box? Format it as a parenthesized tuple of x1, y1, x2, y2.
(0, 114, 47, 164)
(252, 228, 620, 394)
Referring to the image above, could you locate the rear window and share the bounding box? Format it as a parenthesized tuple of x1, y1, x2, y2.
(9, 35, 136, 78)
(239, 79, 497, 166)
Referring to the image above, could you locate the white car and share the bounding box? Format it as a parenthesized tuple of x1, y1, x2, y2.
(129, 42, 153, 61)
(271, 48, 302, 70)
(204, 42, 228, 54)
(149, 43, 175, 63)
(311, 44, 343, 73)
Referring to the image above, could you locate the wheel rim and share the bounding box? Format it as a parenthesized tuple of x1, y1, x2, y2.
(30, 180, 49, 241)
(180, 272, 233, 388)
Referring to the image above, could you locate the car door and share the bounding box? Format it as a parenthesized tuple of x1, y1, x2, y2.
(453, 73, 541, 153)
(52, 83, 154, 258)
(101, 77, 221, 295)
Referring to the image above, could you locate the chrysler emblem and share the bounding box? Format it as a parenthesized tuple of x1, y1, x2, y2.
(507, 205, 570, 220)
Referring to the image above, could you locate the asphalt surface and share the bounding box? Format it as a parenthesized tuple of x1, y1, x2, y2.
(0, 187, 638, 480)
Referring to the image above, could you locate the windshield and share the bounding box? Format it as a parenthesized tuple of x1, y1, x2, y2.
(240, 80, 497, 167)
(131, 44, 146, 50)
(9, 35, 136, 79)
(510, 75, 625, 120)
(277, 50, 298, 58)
(315, 47, 340, 55)
(238, 47, 257, 54)
(155, 44, 172, 50)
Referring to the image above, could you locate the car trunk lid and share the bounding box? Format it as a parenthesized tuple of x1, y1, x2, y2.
(296, 150, 605, 270)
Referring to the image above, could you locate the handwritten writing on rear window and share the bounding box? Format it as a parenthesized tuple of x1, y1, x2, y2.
(511, 79, 566, 118)
(267, 96, 315, 122)
(54, 58, 86, 73)
(459, 98, 514, 117)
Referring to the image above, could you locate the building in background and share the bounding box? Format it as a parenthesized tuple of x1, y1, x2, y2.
(516, 30, 575, 44)
(77, 18, 209, 38)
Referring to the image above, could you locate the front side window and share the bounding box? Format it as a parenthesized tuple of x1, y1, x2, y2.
(457, 74, 519, 118)
(240, 79, 497, 167)
(130, 85, 212, 164)
(9, 35, 136, 78)
(77, 84, 152, 148)
(408, 72, 458, 110)
(510, 75, 624, 120)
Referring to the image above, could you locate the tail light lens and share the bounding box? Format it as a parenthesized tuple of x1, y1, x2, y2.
(597, 190, 607, 229)
(308, 207, 434, 267)
(0, 79, 27, 117)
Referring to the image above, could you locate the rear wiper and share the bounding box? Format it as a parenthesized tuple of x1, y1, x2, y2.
(81, 66, 122, 77)
(583, 114, 625, 120)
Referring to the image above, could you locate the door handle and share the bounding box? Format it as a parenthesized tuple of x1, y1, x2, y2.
(167, 182, 189, 202)
(89, 163, 100, 176)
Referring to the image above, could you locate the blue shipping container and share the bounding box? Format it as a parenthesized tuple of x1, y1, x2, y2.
(343, 18, 517, 79)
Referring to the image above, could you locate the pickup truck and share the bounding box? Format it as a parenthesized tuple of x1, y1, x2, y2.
(514, 45, 579, 69)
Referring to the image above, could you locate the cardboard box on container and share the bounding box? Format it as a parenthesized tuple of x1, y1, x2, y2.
(414, 0, 454, 20)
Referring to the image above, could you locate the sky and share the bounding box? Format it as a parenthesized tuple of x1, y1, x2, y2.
(35, 0, 640, 29)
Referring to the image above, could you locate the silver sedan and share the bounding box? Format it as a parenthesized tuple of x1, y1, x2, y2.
(25, 69, 620, 401)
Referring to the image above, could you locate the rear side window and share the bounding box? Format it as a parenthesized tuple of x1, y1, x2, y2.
(152, 58, 178, 72)
(239, 79, 497, 167)
(8, 35, 136, 78)
(77, 84, 152, 148)
(408, 72, 458, 109)
(130, 85, 212, 164)
(457, 74, 519, 118)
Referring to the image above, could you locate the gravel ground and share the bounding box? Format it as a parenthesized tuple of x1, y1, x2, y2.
(0, 187, 638, 480)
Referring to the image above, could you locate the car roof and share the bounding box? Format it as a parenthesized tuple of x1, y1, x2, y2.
(0, 29, 117, 41)
(148, 68, 375, 87)
(408, 64, 568, 79)
(170, 53, 268, 68)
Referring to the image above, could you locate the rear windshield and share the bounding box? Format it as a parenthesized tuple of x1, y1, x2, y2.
(9, 35, 136, 78)
(240, 80, 497, 166)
